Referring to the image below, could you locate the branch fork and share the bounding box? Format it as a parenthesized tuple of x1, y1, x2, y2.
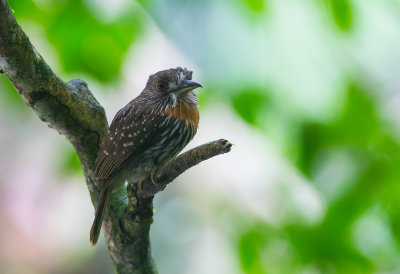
(0, 1, 232, 273)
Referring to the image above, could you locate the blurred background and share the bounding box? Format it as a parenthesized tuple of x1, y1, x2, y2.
(1, 0, 400, 273)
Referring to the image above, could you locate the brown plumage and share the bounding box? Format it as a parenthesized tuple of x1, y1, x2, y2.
(90, 67, 202, 245)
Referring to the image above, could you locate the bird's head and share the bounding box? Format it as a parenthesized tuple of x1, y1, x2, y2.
(142, 67, 202, 104)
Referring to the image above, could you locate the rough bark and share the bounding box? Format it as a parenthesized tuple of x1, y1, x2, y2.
(0, 1, 232, 273)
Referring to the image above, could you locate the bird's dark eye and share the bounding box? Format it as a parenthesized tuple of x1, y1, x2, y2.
(156, 81, 167, 92)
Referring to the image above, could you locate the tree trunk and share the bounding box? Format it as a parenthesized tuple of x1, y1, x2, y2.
(0, 1, 232, 272)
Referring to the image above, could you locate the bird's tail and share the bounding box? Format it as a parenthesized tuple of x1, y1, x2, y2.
(90, 188, 110, 245)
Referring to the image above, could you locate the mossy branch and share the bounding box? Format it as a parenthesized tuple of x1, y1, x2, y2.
(141, 139, 232, 197)
(0, 1, 232, 273)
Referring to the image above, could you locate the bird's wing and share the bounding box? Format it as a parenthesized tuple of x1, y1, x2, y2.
(94, 102, 169, 183)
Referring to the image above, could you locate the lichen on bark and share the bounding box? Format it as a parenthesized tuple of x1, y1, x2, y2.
(0, 1, 232, 273)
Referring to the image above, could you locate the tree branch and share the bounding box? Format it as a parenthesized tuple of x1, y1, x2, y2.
(141, 139, 232, 197)
(104, 139, 232, 273)
(0, 0, 108, 199)
(0, 1, 232, 273)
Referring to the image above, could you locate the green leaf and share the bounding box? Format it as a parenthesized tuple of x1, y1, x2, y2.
(243, 0, 265, 13)
(232, 90, 269, 126)
(45, 0, 142, 83)
(327, 0, 353, 31)
(9, 0, 143, 84)
(238, 228, 267, 274)
(58, 145, 83, 176)
(8, 0, 40, 20)
(0, 76, 27, 115)
(297, 82, 379, 175)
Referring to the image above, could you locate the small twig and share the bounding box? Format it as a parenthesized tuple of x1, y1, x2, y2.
(141, 139, 232, 197)
(110, 139, 232, 273)
(0, 1, 232, 272)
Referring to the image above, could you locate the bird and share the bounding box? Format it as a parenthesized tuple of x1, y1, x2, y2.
(90, 67, 202, 245)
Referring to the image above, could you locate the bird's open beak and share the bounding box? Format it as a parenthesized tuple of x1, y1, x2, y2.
(175, 80, 202, 95)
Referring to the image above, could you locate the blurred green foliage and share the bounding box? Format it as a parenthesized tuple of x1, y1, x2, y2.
(0, 75, 27, 116)
(238, 225, 269, 274)
(232, 90, 270, 126)
(243, 0, 265, 13)
(2, 0, 400, 273)
(10, 0, 143, 83)
(327, 0, 353, 31)
(58, 144, 84, 176)
(233, 82, 400, 273)
(298, 83, 378, 175)
(1, 0, 144, 115)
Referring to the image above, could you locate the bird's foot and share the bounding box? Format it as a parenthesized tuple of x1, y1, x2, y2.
(151, 171, 159, 185)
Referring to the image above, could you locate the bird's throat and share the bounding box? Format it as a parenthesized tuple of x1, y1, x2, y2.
(166, 102, 199, 129)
